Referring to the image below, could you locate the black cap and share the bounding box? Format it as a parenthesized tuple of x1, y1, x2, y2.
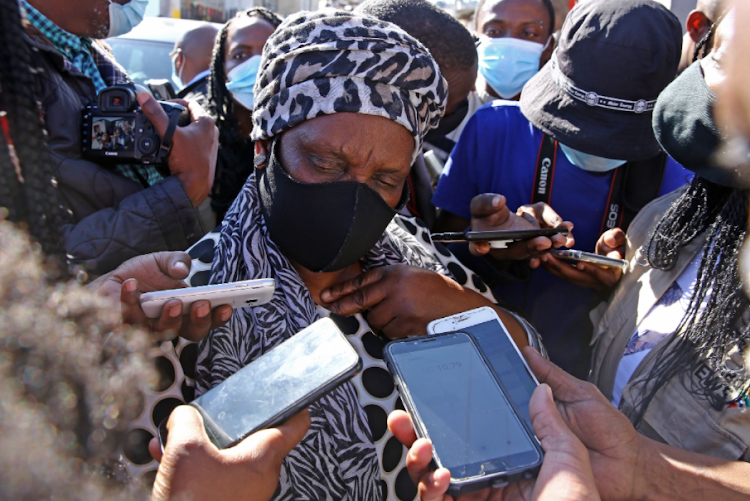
(520, 0, 681, 161)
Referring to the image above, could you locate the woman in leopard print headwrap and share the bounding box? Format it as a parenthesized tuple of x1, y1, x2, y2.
(191, 9, 537, 500)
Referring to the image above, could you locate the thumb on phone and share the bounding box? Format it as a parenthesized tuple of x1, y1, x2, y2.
(225, 409, 311, 466)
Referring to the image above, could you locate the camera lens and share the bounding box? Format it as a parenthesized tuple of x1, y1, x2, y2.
(138, 134, 158, 156)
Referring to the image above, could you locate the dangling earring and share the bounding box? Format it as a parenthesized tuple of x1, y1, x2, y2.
(253, 154, 267, 167)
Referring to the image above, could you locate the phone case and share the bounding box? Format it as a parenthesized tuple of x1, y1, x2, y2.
(140, 279, 275, 318)
(384, 334, 543, 495)
(182, 318, 362, 450)
(431, 227, 568, 243)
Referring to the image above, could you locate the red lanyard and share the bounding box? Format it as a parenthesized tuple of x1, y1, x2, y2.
(531, 134, 626, 235)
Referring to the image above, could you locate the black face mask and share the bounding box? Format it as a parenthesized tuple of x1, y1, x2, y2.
(652, 61, 745, 187)
(256, 138, 407, 273)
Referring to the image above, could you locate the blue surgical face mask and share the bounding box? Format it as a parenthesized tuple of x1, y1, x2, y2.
(107, 0, 148, 38)
(559, 143, 627, 172)
(477, 36, 549, 99)
(225, 55, 262, 111)
(171, 52, 184, 91)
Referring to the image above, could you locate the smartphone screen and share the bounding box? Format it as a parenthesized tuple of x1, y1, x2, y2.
(387, 333, 541, 480)
(458, 320, 537, 428)
(187, 318, 361, 449)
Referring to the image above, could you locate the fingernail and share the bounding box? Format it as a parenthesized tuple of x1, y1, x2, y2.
(197, 303, 210, 317)
(169, 305, 182, 317)
(320, 290, 331, 302)
(124, 279, 137, 292)
(173, 262, 188, 274)
(220, 308, 232, 322)
(492, 195, 502, 207)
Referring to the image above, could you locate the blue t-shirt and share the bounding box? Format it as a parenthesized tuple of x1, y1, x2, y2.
(433, 101, 691, 373)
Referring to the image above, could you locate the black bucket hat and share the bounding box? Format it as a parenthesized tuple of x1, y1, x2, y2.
(520, 0, 681, 161)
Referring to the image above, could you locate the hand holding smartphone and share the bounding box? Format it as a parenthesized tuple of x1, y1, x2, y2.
(428, 307, 538, 428)
(385, 332, 543, 494)
(550, 249, 628, 270)
(431, 228, 569, 249)
(139, 279, 275, 319)
(159, 317, 361, 450)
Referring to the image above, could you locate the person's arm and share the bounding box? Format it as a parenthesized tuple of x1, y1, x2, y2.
(524, 347, 750, 501)
(61, 95, 218, 275)
(320, 264, 529, 348)
(636, 439, 750, 501)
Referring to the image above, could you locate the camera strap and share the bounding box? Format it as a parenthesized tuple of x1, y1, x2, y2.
(532, 134, 667, 234)
(159, 106, 183, 157)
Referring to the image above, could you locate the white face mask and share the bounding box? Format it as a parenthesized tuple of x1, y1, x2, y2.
(559, 143, 627, 172)
(107, 0, 148, 38)
(171, 52, 184, 91)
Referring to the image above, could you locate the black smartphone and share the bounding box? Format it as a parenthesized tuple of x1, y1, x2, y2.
(158, 317, 361, 450)
(384, 332, 543, 495)
(550, 249, 628, 270)
(428, 307, 538, 429)
(146, 79, 177, 101)
(431, 228, 568, 246)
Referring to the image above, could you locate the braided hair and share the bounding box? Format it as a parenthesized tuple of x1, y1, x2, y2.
(632, 176, 750, 423)
(0, 0, 70, 262)
(692, 8, 728, 62)
(207, 7, 281, 222)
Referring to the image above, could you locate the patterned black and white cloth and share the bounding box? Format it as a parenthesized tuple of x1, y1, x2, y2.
(182, 171, 546, 500)
(251, 9, 447, 162)
(195, 172, 448, 500)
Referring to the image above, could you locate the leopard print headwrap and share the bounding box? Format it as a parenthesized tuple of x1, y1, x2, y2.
(251, 9, 447, 161)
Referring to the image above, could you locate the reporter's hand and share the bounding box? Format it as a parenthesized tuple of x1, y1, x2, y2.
(515, 202, 575, 268)
(524, 347, 646, 501)
(92, 251, 232, 341)
(539, 227, 625, 291)
(471, 195, 574, 268)
(388, 383, 600, 501)
(321, 265, 494, 339)
(150, 406, 310, 501)
(137, 93, 218, 206)
(596, 227, 626, 259)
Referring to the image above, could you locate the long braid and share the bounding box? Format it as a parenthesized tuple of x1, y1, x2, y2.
(0, 0, 70, 260)
(645, 176, 732, 270)
(692, 9, 728, 63)
(207, 7, 281, 221)
(632, 177, 750, 423)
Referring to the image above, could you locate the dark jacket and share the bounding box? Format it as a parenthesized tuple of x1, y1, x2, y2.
(177, 74, 210, 112)
(25, 26, 205, 275)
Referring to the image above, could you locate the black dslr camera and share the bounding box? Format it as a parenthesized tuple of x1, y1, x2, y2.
(81, 84, 189, 164)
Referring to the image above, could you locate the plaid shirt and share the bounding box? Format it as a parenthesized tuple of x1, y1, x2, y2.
(20, 0, 164, 187)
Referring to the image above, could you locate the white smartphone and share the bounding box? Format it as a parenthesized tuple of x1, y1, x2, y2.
(427, 306, 538, 427)
(139, 279, 275, 319)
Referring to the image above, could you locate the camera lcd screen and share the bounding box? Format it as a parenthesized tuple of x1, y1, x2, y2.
(90, 117, 136, 153)
(390, 333, 540, 476)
